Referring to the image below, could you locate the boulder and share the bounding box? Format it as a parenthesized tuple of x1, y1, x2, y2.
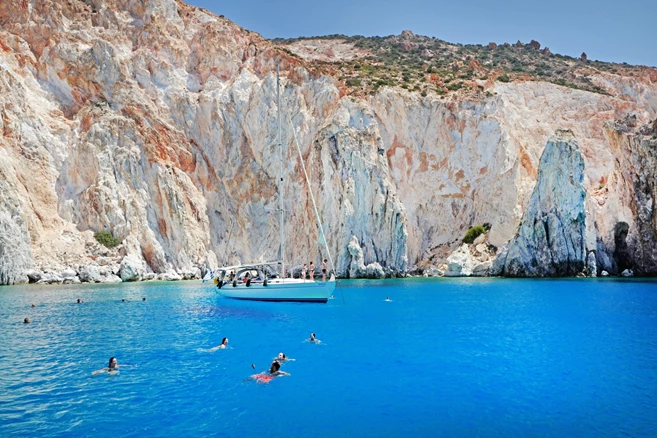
(423, 266, 444, 277)
(472, 261, 492, 277)
(364, 262, 385, 279)
(473, 233, 487, 245)
(100, 274, 122, 283)
(601, 270, 609, 277)
(161, 271, 182, 281)
(79, 264, 102, 283)
(119, 255, 146, 282)
(38, 272, 64, 284)
(445, 244, 474, 277)
(621, 269, 634, 277)
(25, 270, 42, 283)
(61, 268, 77, 279)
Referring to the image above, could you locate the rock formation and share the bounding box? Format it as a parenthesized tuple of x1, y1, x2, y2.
(0, 0, 656, 284)
(492, 131, 588, 277)
(596, 117, 657, 275)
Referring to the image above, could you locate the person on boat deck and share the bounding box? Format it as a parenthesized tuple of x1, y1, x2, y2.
(229, 271, 235, 282)
(243, 272, 250, 283)
(218, 337, 229, 349)
(322, 259, 327, 281)
(301, 264, 307, 280)
(309, 262, 315, 280)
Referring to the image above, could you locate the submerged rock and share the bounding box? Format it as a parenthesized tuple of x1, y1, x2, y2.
(495, 131, 588, 277)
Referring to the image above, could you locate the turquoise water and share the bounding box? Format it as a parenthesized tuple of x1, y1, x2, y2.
(1, 278, 656, 437)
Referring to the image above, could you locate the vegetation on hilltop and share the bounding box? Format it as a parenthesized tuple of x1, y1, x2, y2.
(273, 32, 646, 97)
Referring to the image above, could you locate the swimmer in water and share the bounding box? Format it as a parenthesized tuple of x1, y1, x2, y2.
(385, 296, 392, 302)
(93, 357, 119, 375)
(142, 297, 146, 301)
(77, 298, 82, 304)
(31, 304, 36, 308)
(309, 333, 320, 343)
(219, 337, 229, 349)
(268, 361, 289, 376)
(23, 318, 30, 324)
(250, 361, 289, 383)
(275, 352, 294, 363)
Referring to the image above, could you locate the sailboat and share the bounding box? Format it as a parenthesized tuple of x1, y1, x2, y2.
(211, 64, 337, 303)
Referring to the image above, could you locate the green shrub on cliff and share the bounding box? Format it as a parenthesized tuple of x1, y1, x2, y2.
(94, 231, 120, 248)
(463, 225, 486, 244)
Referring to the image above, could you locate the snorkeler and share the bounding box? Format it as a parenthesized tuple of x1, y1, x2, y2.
(93, 357, 119, 375)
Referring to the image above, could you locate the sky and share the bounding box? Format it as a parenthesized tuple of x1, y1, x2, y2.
(186, 0, 657, 67)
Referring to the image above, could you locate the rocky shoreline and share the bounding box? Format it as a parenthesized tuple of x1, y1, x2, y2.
(1, 1, 656, 286)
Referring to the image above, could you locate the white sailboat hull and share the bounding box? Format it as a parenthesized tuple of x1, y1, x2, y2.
(217, 279, 336, 303)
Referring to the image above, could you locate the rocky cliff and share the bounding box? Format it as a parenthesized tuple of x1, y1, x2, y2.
(1, 0, 657, 284)
(492, 131, 588, 276)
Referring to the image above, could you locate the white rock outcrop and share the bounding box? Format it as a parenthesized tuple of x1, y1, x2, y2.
(445, 244, 474, 277)
(493, 131, 588, 277)
(118, 255, 147, 282)
(0, 0, 656, 283)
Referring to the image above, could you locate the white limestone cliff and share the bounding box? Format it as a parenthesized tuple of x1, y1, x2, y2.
(492, 131, 588, 276)
(0, 0, 657, 284)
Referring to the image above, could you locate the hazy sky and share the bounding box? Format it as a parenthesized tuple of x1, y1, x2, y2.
(186, 0, 656, 67)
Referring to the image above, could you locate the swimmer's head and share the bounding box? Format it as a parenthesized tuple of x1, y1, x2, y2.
(277, 352, 286, 360)
(269, 361, 280, 374)
(310, 333, 315, 340)
(142, 297, 146, 301)
(23, 318, 30, 324)
(108, 357, 117, 369)
(77, 299, 81, 303)
(222, 337, 228, 346)
(31, 304, 35, 308)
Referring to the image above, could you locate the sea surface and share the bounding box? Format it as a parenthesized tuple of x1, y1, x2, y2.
(0, 278, 656, 437)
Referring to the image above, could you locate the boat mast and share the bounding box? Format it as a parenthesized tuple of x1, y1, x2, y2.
(277, 63, 285, 280)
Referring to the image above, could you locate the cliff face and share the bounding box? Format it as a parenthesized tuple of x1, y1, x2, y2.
(596, 117, 657, 275)
(492, 131, 587, 277)
(1, 0, 657, 284)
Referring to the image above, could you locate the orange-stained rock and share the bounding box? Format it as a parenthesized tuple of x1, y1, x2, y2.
(0, 0, 657, 284)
